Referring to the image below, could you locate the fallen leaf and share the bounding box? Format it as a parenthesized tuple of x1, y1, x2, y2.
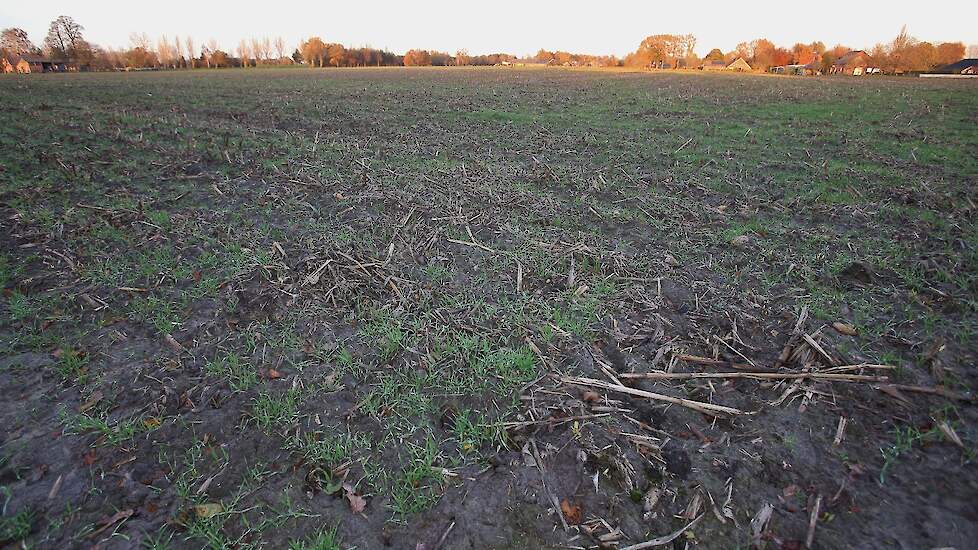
(581, 390, 600, 403)
(261, 368, 283, 380)
(89, 509, 134, 539)
(193, 503, 223, 519)
(343, 484, 366, 514)
(937, 421, 964, 448)
(729, 235, 750, 247)
(79, 390, 104, 413)
(82, 449, 98, 466)
(560, 498, 583, 524)
(832, 322, 858, 336)
(164, 334, 186, 352)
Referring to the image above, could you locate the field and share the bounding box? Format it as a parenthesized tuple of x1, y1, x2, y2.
(0, 67, 976, 549)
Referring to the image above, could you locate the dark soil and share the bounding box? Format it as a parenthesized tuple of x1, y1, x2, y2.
(0, 67, 976, 549)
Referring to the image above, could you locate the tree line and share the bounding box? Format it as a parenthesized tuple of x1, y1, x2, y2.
(2, 16, 975, 73)
(622, 29, 970, 73)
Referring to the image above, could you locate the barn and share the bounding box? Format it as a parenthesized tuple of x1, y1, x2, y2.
(831, 51, 880, 75)
(8, 55, 71, 73)
(701, 59, 728, 71)
(934, 59, 978, 75)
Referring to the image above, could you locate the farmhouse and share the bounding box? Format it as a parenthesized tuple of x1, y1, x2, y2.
(4, 55, 73, 73)
(770, 61, 821, 76)
(726, 57, 752, 72)
(700, 59, 727, 71)
(934, 58, 978, 74)
(700, 58, 752, 71)
(830, 51, 880, 75)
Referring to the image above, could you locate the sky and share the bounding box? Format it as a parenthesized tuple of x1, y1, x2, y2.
(2, 1, 976, 58)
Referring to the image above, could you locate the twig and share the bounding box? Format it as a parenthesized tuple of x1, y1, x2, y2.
(446, 238, 496, 253)
(620, 514, 704, 549)
(529, 439, 568, 531)
(675, 354, 774, 373)
(673, 137, 694, 155)
(805, 494, 822, 548)
(501, 413, 610, 427)
(563, 376, 743, 416)
(618, 371, 887, 383)
(874, 384, 976, 403)
(776, 306, 808, 368)
(833, 417, 847, 446)
(433, 520, 456, 550)
(802, 334, 839, 366)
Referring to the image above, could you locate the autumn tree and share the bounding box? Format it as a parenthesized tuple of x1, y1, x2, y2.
(821, 44, 851, 73)
(125, 47, 158, 68)
(747, 38, 776, 69)
(935, 42, 965, 66)
(430, 51, 453, 66)
(791, 43, 816, 64)
(884, 25, 916, 72)
(326, 43, 346, 66)
(210, 50, 231, 68)
(300, 37, 327, 67)
(625, 34, 696, 68)
(45, 16, 88, 60)
(455, 49, 470, 66)
(403, 49, 432, 66)
(968, 45, 978, 58)
(1, 28, 38, 55)
(703, 48, 724, 62)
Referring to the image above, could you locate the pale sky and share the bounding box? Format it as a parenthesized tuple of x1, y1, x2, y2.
(2, 1, 976, 58)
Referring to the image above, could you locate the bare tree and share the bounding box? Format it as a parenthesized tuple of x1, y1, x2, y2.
(237, 39, 251, 67)
(203, 38, 218, 68)
(250, 37, 261, 64)
(130, 32, 152, 51)
(158, 35, 175, 68)
(274, 37, 285, 60)
(173, 35, 183, 67)
(185, 36, 195, 68)
(968, 44, 978, 58)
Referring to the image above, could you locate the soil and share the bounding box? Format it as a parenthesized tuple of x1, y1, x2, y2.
(0, 67, 976, 549)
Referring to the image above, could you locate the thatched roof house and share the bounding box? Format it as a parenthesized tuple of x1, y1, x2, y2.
(726, 58, 752, 72)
